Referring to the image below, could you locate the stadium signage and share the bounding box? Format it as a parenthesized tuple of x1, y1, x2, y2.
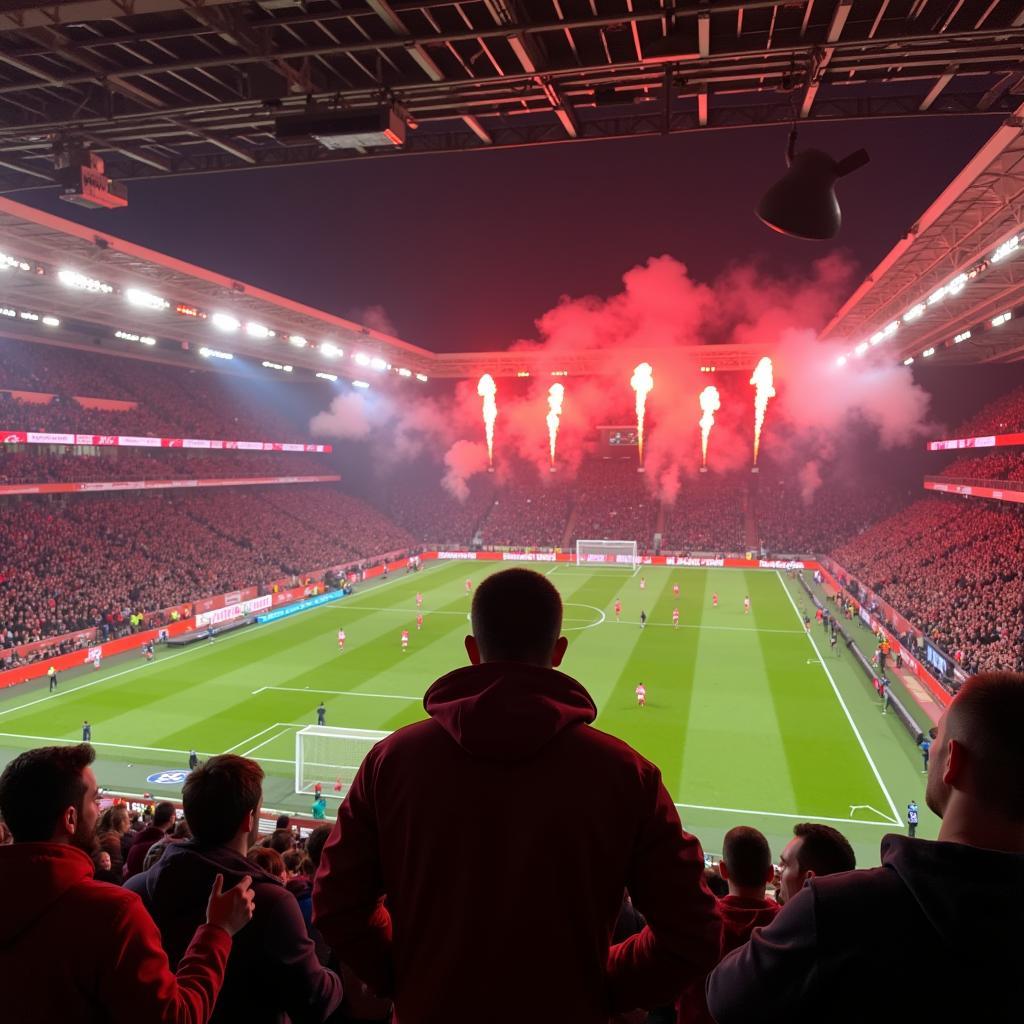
(145, 770, 189, 785)
(665, 556, 725, 567)
(757, 559, 807, 570)
(196, 594, 272, 627)
(0, 430, 333, 452)
(0, 475, 340, 497)
(500, 552, 556, 562)
(437, 551, 478, 560)
(257, 589, 347, 624)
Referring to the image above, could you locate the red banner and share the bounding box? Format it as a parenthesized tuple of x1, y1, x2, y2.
(0, 474, 340, 496)
(927, 432, 1024, 451)
(0, 430, 331, 452)
(924, 479, 1024, 504)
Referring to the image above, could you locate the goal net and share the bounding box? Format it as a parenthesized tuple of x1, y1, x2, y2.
(575, 539, 640, 573)
(295, 725, 391, 798)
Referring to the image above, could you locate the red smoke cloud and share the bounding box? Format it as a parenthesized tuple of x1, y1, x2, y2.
(311, 253, 933, 500)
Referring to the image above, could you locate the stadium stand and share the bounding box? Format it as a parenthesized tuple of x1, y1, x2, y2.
(571, 459, 659, 550)
(936, 449, 1024, 483)
(832, 497, 1024, 674)
(477, 466, 574, 548)
(660, 474, 746, 553)
(951, 381, 1024, 436)
(381, 473, 496, 547)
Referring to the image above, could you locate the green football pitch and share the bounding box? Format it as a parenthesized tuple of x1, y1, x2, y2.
(0, 561, 938, 865)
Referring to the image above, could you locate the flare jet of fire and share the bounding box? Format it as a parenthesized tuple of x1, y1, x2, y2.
(477, 373, 498, 467)
(630, 362, 654, 464)
(698, 385, 721, 468)
(546, 383, 565, 466)
(749, 356, 776, 465)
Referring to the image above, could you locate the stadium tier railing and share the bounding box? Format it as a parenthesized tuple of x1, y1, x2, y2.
(1, 428, 333, 452)
(797, 574, 929, 746)
(0, 474, 340, 496)
(923, 475, 1024, 504)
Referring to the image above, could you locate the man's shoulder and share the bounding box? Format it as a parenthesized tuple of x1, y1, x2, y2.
(63, 874, 147, 925)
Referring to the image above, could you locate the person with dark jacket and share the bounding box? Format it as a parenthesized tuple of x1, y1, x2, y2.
(127, 754, 342, 1024)
(314, 567, 721, 1024)
(677, 827, 778, 1024)
(0, 743, 254, 1023)
(708, 672, 1024, 1022)
(124, 799, 176, 878)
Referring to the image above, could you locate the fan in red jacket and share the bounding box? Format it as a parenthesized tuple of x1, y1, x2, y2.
(0, 743, 254, 1023)
(313, 568, 722, 1024)
(677, 826, 779, 1024)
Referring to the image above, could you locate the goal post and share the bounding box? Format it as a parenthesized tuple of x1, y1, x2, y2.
(575, 539, 640, 573)
(295, 725, 391, 798)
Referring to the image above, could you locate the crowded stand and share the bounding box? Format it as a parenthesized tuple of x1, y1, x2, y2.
(660, 474, 746, 553)
(0, 486, 413, 664)
(936, 449, 1024, 483)
(571, 459, 660, 549)
(832, 497, 1024, 674)
(477, 468, 574, 548)
(952, 381, 1024, 436)
(380, 473, 495, 546)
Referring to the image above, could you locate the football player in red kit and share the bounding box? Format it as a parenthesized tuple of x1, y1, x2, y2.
(614, 599, 622, 622)
(416, 612, 424, 630)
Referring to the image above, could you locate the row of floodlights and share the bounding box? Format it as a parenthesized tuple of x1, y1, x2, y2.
(0, 249, 428, 383)
(835, 230, 1023, 369)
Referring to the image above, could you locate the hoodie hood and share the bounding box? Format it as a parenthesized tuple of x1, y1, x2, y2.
(718, 894, 780, 949)
(0, 843, 93, 948)
(133, 839, 281, 926)
(424, 662, 597, 760)
(881, 834, 1024, 948)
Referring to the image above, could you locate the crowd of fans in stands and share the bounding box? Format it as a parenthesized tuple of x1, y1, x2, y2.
(571, 459, 660, 550)
(951, 381, 1024, 436)
(477, 467, 574, 548)
(833, 497, 1024, 674)
(937, 449, 1024, 484)
(660, 475, 746, 553)
(0, 487, 413, 663)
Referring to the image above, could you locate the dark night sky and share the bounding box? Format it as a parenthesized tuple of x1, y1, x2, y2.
(18, 115, 1001, 353)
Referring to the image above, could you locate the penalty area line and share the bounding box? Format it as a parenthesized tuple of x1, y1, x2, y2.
(674, 801, 895, 828)
(251, 685, 419, 700)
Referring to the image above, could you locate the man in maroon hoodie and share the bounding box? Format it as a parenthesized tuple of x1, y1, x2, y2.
(677, 826, 778, 1024)
(124, 799, 177, 878)
(708, 671, 1024, 1021)
(313, 567, 722, 1024)
(0, 743, 254, 1023)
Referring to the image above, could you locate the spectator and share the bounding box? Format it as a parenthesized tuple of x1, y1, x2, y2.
(125, 754, 342, 1024)
(313, 567, 721, 1023)
(707, 672, 1024, 1021)
(97, 803, 131, 877)
(678, 826, 779, 1024)
(268, 827, 295, 853)
(0, 743, 254, 1022)
(124, 799, 176, 879)
(248, 846, 288, 883)
(777, 822, 856, 904)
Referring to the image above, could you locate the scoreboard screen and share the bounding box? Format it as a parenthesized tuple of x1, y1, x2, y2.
(598, 425, 638, 453)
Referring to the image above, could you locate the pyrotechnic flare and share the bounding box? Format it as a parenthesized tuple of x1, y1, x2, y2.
(630, 362, 654, 464)
(477, 373, 498, 467)
(749, 356, 776, 465)
(546, 382, 565, 467)
(698, 385, 721, 468)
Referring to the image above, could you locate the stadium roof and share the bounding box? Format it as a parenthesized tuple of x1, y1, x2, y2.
(0, 0, 1021, 191)
(822, 97, 1024, 366)
(0, 195, 761, 378)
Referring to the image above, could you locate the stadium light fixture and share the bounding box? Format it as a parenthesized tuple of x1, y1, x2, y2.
(19, 311, 39, 320)
(42, 315, 60, 327)
(991, 235, 1019, 263)
(320, 342, 342, 358)
(370, 357, 388, 371)
(992, 311, 1013, 327)
(199, 346, 233, 360)
(854, 342, 869, 356)
(262, 360, 293, 372)
(316, 371, 338, 382)
(415, 373, 429, 382)
(903, 356, 915, 366)
(115, 330, 155, 345)
(0, 307, 15, 317)
(869, 331, 885, 345)
(289, 335, 308, 347)
(125, 288, 169, 311)
(954, 330, 972, 344)
(516, 371, 530, 377)
(922, 347, 936, 358)
(756, 129, 869, 240)
(176, 304, 204, 318)
(245, 321, 272, 339)
(904, 303, 926, 322)
(211, 313, 240, 332)
(397, 367, 412, 377)
(836, 355, 847, 367)
(352, 380, 370, 389)
(354, 352, 371, 366)
(58, 269, 113, 294)
(0, 251, 31, 272)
